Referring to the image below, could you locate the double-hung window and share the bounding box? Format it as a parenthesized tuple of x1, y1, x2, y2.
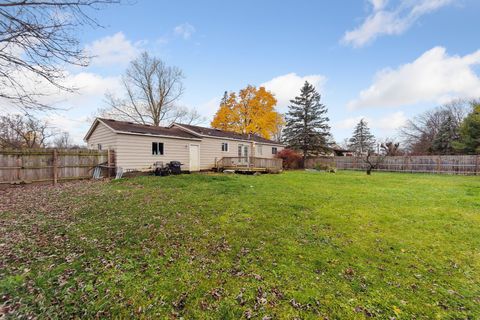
(221, 142, 229, 152)
(152, 142, 164, 155)
(272, 147, 278, 155)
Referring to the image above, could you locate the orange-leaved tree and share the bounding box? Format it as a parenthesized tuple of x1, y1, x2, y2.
(211, 86, 284, 139)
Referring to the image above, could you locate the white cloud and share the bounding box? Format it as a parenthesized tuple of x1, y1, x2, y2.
(370, 0, 388, 11)
(195, 96, 221, 120)
(63, 72, 121, 101)
(335, 111, 407, 136)
(336, 116, 367, 130)
(174, 23, 196, 40)
(348, 47, 480, 109)
(343, 0, 454, 47)
(46, 73, 122, 144)
(0, 68, 122, 144)
(0, 69, 121, 108)
(197, 73, 328, 121)
(261, 73, 327, 111)
(376, 111, 407, 130)
(85, 32, 140, 66)
(43, 114, 91, 145)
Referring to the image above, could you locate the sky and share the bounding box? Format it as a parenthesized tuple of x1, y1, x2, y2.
(15, 0, 480, 144)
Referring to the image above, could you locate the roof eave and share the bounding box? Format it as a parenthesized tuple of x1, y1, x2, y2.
(173, 123, 285, 146)
(115, 130, 202, 141)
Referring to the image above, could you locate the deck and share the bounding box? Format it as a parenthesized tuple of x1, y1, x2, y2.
(215, 157, 283, 173)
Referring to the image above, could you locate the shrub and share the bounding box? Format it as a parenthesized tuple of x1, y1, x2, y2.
(314, 163, 329, 171)
(275, 149, 302, 169)
(314, 162, 336, 173)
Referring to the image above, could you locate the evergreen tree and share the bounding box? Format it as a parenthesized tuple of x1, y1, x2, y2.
(454, 104, 480, 154)
(348, 119, 376, 155)
(431, 114, 459, 154)
(283, 81, 331, 166)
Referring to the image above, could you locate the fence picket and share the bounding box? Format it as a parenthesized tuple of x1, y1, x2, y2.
(0, 148, 113, 185)
(306, 155, 480, 175)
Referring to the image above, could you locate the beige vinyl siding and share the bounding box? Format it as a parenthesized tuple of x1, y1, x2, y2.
(198, 137, 245, 170)
(198, 138, 284, 170)
(254, 144, 284, 158)
(115, 133, 194, 171)
(86, 121, 284, 171)
(87, 122, 117, 150)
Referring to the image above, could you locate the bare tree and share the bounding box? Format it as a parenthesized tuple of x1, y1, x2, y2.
(0, 0, 119, 111)
(271, 113, 285, 143)
(401, 100, 470, 155)
(379, 139, 402, 156)
(53, 131, 72, 148)
(100, 52, 202, 126)
(174, 106, 206, 125)
(362, 150, 386, 175)
(0, 114, 54, 148)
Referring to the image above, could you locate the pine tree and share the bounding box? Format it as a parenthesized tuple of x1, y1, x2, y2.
(348, 119, 375, 155)
(431, 114, 459, 154)
(283, 81, 331, 166)
(454, 104, 480, 154)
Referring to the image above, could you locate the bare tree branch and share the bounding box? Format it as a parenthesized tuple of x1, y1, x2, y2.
(400, 99, 470, 155)
(0, 0, 119, 111)
(362, 150, 386, 175)
(100, 51, 202, 127)
(0, 113, 55, 148)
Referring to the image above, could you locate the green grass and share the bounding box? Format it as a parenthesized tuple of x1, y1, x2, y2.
(1, 171, 479, 319)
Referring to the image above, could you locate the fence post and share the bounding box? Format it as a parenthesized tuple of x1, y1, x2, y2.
(15, 153, 21, 182)
(475, 154, 479, 176)
(107, 149, 112, 178)
(52, 148, 58, 185)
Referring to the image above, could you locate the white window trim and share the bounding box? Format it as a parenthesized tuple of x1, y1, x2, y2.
(152, 142, 165, 156)
(222, 142, 229, 152)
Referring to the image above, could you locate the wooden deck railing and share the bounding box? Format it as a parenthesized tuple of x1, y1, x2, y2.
(216, 157, 282, 172)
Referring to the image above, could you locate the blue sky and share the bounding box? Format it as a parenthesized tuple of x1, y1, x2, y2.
(39, 0, 480, 144)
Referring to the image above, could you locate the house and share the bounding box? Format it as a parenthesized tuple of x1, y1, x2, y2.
(84, 118, 284, 171)
(330, 144, 354, 157)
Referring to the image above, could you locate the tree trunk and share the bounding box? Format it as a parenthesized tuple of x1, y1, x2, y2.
(366, 167, 372, 175)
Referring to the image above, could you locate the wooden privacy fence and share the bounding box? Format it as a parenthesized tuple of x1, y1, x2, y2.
(306, 155, 480, 175)
(0, 148, 115, 185)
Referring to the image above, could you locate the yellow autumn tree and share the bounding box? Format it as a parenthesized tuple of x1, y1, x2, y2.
(211, 85, 283, 139)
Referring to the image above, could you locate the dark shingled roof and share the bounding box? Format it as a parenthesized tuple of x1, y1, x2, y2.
(95, 118, 284, 145)
(98, 118, 199, 139)
(175, 123, 283, 145)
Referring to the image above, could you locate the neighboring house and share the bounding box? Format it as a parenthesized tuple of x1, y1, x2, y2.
(84, 118, 284, 171)
(330, 144, 354, 157)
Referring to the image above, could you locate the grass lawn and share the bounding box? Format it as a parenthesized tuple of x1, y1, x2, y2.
(1, 171, 479, 319)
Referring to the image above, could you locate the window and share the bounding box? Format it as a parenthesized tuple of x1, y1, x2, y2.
(152, 142, 164, 155)
(272, 147, 278, 155)
(97, 144, 102, 150)
(238, 145, 248, 157)
(221, 142, 229, 152)
(257, 145, 262, 155)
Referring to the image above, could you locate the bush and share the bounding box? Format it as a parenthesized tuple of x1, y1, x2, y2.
(314, 162, 336, 173)
(275, 149, 302, 169)
(314, 163, 329, 171)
